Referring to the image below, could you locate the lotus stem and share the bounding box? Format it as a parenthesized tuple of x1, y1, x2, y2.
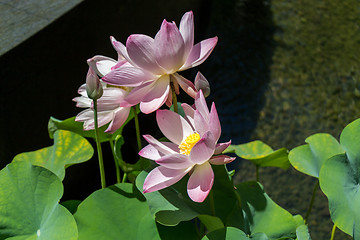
(122, 173, 128, 183)
(133, 106, 142, 151)
(304, 180, 319, 223)
(109, 140, 121, 183)
(170, 81, 178, 113)
(93, 100, 106, 188)
(330, 223, 336, 240)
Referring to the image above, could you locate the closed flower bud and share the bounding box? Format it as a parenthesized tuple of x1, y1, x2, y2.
(86, 67, 103, 100)
(194, 72, 210, 97)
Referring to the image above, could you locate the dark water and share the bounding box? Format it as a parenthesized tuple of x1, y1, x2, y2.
(1, 0, 359, 239)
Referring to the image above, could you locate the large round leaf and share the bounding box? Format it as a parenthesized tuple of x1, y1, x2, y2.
(0, 161, 77, 239)
(74, 183, 160, 240)
(225, 141, 290, 169)
(135, 165, 238, 230)
(230, 182, 298, 239)
(13, 130, 93, 180)
(202, 227, 268, 240)
(319, 118, 360, 239)
(289, 133, 344, 178)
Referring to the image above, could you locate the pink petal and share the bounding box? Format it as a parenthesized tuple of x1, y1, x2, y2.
(139, 142, 180, 160)
(179, 11, 194, 60)
(73, 96, 91, 108)
(142, 134, 177, 155)
(139, 144, 163, 161)
(173, 73, 197, 99)
(181, 103, 195, 129)
(143, 166, 189, 193)
(214, 140, 232, 155)
(156, 154, 193, 169)
(77, 109, 114, 130)
(194, 72, 210, 97)
(140, 75, 170, 114)
(102, 65, 154, 87)
(194, 109, 209, 136)
(75, 108, 94, 122)
(96, 88, 128, 111)
(189, 131, 216, 165)
(195, 90, 209, 121)
(187, 162, 214, 202)
(154, 20, 185, 72)
(105, 107, 131, 133)
(209, 155, 236, 165)
(120, 81, 156, 107)
(126, 34, 165, 74)
(180, 37, 218, 71)
(76, 83, 87, 96)
(87, 55, 117, 77)
(209, 102, 221, 142)
(165, 89, 173, 107)
(110, 36, 136, 66)
(156, 109, 194, 145)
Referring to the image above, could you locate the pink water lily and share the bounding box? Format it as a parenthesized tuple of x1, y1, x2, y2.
(140, 91, 235, 202)
(102, 11, 218, 114)
(73, 58, 132, 133)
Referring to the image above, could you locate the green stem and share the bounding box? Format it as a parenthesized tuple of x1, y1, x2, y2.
(133, 106, 142, 151)
(122, 173, 128, 183)
(330, 223, 336, 240)
(109, 140, 121, 183)
(209, 190, 216, 216)
(255, 165, 259, 182)
(234, 188, 242, 208)
(93, 100, 106, 188)
(304, 180, 319, 223)
(170, 82, 178, 113)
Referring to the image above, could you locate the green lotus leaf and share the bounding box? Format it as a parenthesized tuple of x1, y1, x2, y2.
(13, 130, 93, 180)
(232, 182, 298, 240)
(135, 165, 238, 229)
(225, 141, 290, 169)
(292, 215, 311, 240)
(74, 183, 160, 240)
(202, 227, 268, 240)
(319, 118, 360, 239)
(289, 133, 344, 178)
(0, 161, 77, 239)
(156, 221, 198, 240)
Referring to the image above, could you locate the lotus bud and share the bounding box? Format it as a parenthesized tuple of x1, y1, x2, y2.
(86, 67, 103, 100)
(194, 72, 210, 97)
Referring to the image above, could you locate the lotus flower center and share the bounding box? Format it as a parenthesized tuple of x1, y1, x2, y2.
(179, 133, 200, 155)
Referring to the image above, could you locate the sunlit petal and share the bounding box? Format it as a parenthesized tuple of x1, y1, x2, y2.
(209, 155, 236, 165)
(156, 154, 193, 169)
(179, 11, 194, 60)
(156, 109, 194, 145)
(143, 166, 189, 193)
(126, 34, 165, 74)
(187, 162, 214, 202)
(180, 37, 218, 71)
(189, 131, 216, 165)
(154, 20, 185, 72)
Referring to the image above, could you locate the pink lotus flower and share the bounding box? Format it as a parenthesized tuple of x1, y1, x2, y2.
(140, 91, 235, 202)
(74, 58, 132, 133)
(102, 11, 218, 114)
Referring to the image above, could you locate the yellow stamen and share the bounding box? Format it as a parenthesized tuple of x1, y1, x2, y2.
(179, 133, 200, 155)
